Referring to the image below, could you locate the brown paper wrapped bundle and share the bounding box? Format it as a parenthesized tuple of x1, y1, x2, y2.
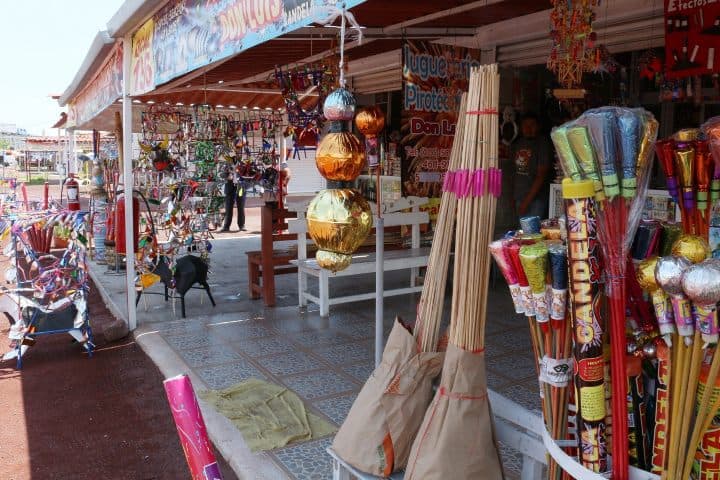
(332, 318, 443, 476)
(404, 64, 503, 480)
(405, 345, 501, 480)
(332, 95, 470, 475)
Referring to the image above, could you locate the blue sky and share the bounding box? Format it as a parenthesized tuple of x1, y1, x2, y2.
(0, 0, 124, 134)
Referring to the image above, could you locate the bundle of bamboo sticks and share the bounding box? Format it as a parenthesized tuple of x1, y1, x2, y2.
(414, 94, 468, 352)
(449, 64, 499, 351)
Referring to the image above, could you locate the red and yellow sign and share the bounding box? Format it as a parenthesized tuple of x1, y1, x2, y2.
(665, 0, 720, 78)
(131, 18, 155, 96)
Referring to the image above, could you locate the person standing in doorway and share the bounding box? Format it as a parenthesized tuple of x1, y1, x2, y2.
(511, 113, 551, 219)
(220, 162, 246, 232)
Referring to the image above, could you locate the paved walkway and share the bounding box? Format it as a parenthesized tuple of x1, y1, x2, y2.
(88, 224, 539, 479)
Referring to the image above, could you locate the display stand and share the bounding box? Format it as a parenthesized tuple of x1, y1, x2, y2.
(540, 430, 660, 480)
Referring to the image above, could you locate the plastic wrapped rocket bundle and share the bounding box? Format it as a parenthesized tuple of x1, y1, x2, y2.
(551, 107, 659, 479)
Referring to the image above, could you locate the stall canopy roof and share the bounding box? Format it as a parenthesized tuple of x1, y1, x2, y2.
(60, 0, 552, 130)
(58, 31, 115, 107)
(139, 0, 550, 105)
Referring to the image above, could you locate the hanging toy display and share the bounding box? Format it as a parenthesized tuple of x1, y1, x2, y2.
(305, 6, 372, 273)
(547, 0, 600, 89)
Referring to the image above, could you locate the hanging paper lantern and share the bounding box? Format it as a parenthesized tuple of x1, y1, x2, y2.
(306, 189, 373, 272)
(355, 106, 386, 137)
(315, 130, 366, 181)
(323, 88, 356, 121)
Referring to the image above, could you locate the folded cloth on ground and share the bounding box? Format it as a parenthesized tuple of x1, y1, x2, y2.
(198, 378, 336, 452)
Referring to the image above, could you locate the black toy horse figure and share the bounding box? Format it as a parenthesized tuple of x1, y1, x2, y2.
(136, 255, 216, 318)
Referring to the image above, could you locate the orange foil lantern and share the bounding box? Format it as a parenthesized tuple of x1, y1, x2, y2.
(355, 106, 386, 137)
(316, 131, 366, 181)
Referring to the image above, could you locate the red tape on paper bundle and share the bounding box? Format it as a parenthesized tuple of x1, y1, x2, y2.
(442, 168, 502, 198)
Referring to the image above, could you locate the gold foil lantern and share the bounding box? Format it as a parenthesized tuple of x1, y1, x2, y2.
(306, 189, 373, 272)
(355, 106, 386, 137)
(315, 130, 366, 181)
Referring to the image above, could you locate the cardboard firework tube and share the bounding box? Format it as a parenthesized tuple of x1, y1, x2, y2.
(690, 364, 720, 479)
(163, 375, 223, 480)
(551, 127, 582, 181)
(548, 243, 568, 329)
(675, 142, 696, 213)
(617, 110, 641, 199)
(627, 356, 649, 470)
(660, 223, 683, 257)
(519, 243, 550, 327)
(637, 257, 676, 343)
(566, 126, 606, 202)
(489, 240, 523, 314)
(507, 241, 534, 317)
(562, 178, 608, 473)
(651, 339, 672, 474)
(656, 140, 680, 202)
(695, 140, 712, 215)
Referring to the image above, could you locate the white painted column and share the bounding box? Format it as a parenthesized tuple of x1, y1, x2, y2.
(68, 130, 76, 174)
(122, 34, 137, 331)
(374, 216, 384, 367)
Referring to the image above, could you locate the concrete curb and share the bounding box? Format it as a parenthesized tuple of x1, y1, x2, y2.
(88, 261, 287, 480)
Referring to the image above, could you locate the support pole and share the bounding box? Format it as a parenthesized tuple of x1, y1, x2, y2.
(375, 216, 384, 367)
(68, 130, 76, 175)
(122, 34, 137, 331)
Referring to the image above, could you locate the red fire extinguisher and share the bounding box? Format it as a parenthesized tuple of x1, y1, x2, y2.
(65, 173, 80, 211)
(114, 192, 140, 255)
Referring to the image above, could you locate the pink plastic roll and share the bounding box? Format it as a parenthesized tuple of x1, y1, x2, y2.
(163, 375, 223, 480)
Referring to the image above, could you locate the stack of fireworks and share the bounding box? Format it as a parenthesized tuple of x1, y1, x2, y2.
(490, 228, 572, 480)
(493, 107, 659, 479)
(656, 127, 714, 238)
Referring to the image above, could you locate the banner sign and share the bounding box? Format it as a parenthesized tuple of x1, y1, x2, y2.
(664, 0, 720, 78)
(400, 40, 481, 200)
(68, 44, 123, 128)
(131, 0, 366, 95)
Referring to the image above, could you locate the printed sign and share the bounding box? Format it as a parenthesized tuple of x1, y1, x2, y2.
(664, 0, 720, 78)
(400, 40, 481, 199)
(131, 0, 366, 95)
(68, 44, 123, 128)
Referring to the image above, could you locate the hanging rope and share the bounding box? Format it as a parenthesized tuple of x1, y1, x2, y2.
(314, 4, 364, 87)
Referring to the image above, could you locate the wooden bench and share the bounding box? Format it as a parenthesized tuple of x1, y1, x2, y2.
(246, 205, 300, 306)
(287, 208, 430, 317)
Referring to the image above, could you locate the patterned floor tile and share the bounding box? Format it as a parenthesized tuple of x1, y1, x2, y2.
(260, 350, 328, 377)
(340, 361, 375, 384)
(330, 322, 374, 340)
(281, 371, 357, 401)
(498, 439, 525, 479)
(195, 360, 266, 390)
(267, 318, 326, 334)
(485, 327, 532, 358)
(486, 367, 514, 390)
(163, 331, 224, 350)
(497, 384, 543, 416)
(178, 345, 243, 368)
(487, 352, 537, 379)
(230, 336, 297, 358)
(207, 323, 274, 342)
(312, 342, 373, 366)
(313, 393, 358, 425)
(289, 330, 353, 347)
(273, 437, 333, 480)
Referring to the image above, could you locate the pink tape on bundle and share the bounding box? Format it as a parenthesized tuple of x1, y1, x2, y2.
(442, 171, 455, 193)
(473, 169, 484, 197)
(492, 168, 503, 197)
(457, 170, 469, 198)
(482, 169, 490, 196)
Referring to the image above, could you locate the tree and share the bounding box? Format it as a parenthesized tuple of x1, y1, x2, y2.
(0, 139, 10, 151)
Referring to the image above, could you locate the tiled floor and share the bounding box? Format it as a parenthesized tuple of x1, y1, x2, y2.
(143, 283, 537, 480)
